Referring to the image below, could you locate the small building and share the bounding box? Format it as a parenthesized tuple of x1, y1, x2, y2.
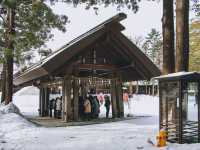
(14, 13, 160, 122)
(155, 72, 200, 144)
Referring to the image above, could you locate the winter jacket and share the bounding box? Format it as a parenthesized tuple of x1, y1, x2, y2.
(123, 93, 129, 102)
(84, 99, 91, 113)
(104, 96, 111, 108)
(56, 98, 62, 111)
(93, 98, 100, 115)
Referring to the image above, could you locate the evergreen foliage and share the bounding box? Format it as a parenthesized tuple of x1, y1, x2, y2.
(0, 0, 68, 67)
(142, 28, 162, 67)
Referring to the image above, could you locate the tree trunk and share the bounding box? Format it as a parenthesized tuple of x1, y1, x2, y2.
(4, 8, 15, 105)
(176, 0, 189, 72)
(1, 64, 6, 103)
(162, 0, 175, 74)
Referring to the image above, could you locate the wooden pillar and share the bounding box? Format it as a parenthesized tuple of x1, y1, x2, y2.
(62, 78, 66, 121)
(136, 81, 139, 94)
(111, 78, 118, 118)
(80, 79, 87, 98)
(73, 77, 79, 121)
(116, 78, 124, 118)
(129, 82, 133, 95)
(40, 87, 46, 117)
(68, 79, 73, 121)
(44, 87, 49, 116)
(39, 87, 42, 116)
(63, 76, 73, 122)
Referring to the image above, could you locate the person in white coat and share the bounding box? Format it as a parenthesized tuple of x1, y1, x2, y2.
(56, 97, 62, 119)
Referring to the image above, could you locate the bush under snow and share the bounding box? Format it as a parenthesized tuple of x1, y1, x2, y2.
(0, 102, 21, 115)
(0, 102, 35, 141)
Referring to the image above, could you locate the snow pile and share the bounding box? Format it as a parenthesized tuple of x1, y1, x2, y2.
(14, 86, 39, 96)
(0, 102, 35, 148)
(0, 113, 35, 134)
(124, 94, 159, 116)
(13, 86, 39, 117)
(0, 102, 20, 114)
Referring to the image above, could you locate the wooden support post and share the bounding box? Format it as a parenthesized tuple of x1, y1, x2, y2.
(81, 80, 87, 98)
(39, 87, 42, 116)
(136, 81, 139, 94)
(62, 78, 66, 121)
(40, 87, 46, 117)
(63, 77, 72, 122)
(116, 78, 124, 118)
(68, 79, 73, 121)
(62, 77, 72, 122)
(129, 82, 133, 95)
(111, 78, 118, 118)
(152, 83, 155, 96)
(44, 87, 49, 116)
(73, 77, 79, 121)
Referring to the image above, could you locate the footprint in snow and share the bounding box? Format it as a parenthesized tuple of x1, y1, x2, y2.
(0, 140, 6, 143)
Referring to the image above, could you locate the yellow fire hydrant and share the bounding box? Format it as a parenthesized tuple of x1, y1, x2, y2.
(156, 129, 167, 147)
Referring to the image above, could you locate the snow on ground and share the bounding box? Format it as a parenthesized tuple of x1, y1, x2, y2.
(1, 87, 200, 150)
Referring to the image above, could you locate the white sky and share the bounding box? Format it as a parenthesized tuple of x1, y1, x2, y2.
(46, 1, 163, 51)
(45, 1, 197, 52)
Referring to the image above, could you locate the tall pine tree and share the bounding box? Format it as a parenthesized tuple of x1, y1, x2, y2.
(0, 0, 68, 104)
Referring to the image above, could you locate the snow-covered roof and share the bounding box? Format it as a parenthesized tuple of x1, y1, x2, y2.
(13, 13, 127, 85)
(153, 71, 200, 81)
(14, 13, 161, 86)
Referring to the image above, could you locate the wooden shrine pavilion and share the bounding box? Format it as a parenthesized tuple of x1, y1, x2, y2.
(14, 13, 160, 122)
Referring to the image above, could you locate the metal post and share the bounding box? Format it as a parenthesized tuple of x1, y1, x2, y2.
(179, 80, 183, 144)
(198, 81, 200, 143)
(159, 81, 162, 130)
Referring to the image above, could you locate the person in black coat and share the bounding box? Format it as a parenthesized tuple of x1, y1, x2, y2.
(88, 95, 95, 118)
(79, 96, 84, 119)
(93, 96, 100, 118)
(104, 95, 111, 118)
(49, 99, 55, 118)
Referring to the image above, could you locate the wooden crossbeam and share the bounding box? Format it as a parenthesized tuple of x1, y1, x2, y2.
(78, 64, 117, 71)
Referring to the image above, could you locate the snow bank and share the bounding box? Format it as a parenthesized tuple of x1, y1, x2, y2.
(14, 86, 39, 96)
(0, 102, 20, 114)
(0, 113, 35, 133)
(13, 86, 39, 117)
(125, 94, 159, 116)
(0, 102, 35, 144)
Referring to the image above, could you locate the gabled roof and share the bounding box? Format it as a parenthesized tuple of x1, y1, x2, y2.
(14, 13, 161, 86)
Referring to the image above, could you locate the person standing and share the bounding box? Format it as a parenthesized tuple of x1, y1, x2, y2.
(93, 96, 100, 118)
(84, 97, 91, 121)
(49, 98, 55, 118)
(88, 95, 94, 117)
(53, 98, 56, 118)
(98, 93, 104, 105)
(56, 97, 62, 119)
(104, 95, 111, 118)
(78, 96, 84, 119)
